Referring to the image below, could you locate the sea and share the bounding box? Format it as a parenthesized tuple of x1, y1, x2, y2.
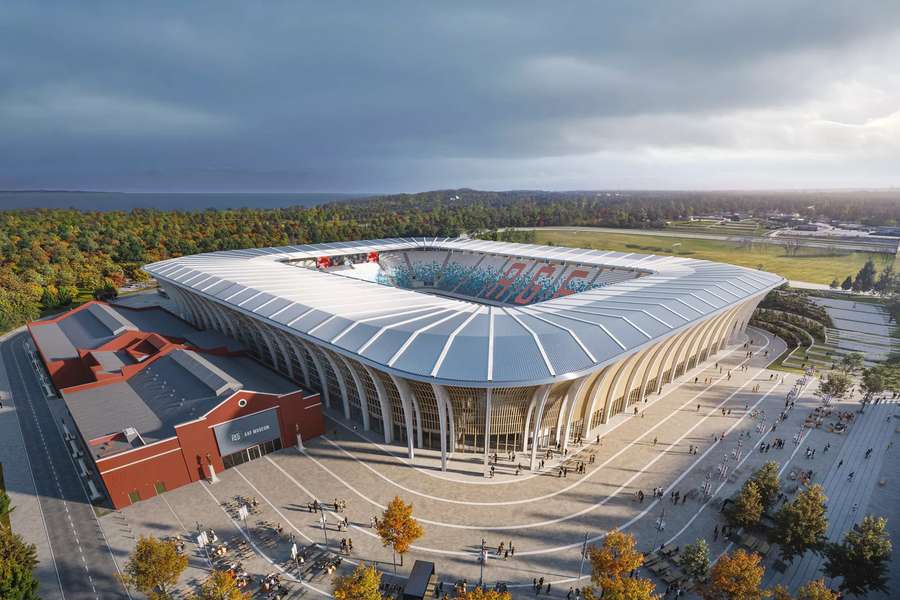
(0, 191, 370, 212)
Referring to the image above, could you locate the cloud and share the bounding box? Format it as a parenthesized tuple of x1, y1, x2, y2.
(0, 1, 899, 192)
(0, 85, 233, 136)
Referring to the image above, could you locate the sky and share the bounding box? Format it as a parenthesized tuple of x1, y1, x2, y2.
(2, 2, 900, 193)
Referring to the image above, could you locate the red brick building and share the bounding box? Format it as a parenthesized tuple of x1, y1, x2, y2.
(29, 301, 324, 508)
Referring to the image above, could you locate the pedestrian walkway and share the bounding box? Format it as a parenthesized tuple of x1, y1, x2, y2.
(766, 397, 899, 591)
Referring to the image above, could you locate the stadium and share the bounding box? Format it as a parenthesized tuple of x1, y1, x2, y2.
(144, 238, 784, 472)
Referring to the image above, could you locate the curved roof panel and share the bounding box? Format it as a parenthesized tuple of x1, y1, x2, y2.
(144, 237, 783, 386)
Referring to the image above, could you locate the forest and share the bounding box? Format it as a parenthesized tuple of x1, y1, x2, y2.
(2, 188, 899, 332)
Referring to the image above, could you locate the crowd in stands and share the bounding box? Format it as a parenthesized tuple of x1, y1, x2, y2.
(374, 250, 638, 306)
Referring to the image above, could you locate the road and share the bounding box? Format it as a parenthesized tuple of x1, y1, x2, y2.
(506, 226, 899, 254)
(1, 332, 130, 600)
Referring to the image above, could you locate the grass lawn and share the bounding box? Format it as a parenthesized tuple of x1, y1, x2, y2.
(532, 229, 897, 285)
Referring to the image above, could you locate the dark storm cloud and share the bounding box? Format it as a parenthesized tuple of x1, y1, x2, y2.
(2, 1, 899, 191)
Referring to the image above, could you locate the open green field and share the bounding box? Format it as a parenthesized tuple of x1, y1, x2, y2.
(666, 219, 769, 236)
(533, 229, 897, 285)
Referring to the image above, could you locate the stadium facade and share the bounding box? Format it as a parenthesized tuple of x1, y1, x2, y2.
(145, 238, 783, 471)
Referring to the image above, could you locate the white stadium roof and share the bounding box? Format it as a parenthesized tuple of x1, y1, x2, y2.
(144, 238, 784, 386)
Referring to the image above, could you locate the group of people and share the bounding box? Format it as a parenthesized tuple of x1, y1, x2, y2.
(494, 540, 517, 560)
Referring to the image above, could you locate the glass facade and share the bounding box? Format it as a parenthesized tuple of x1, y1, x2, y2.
(221, 437, 282, 470)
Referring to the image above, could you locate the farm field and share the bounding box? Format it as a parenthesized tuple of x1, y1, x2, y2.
(532, 229, 896, 285)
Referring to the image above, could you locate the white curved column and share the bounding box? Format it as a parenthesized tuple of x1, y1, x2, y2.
(561, 374, 594, 451)
(583, 366, 614, 437)
(390, 375, 417, 459)
(363, 365, 392, 444)
(529, 385, 552, 471)
(338, 355, 369, 431)
(322, 350, 351, 420)
(431, 384, 449, 471)
(299, 339, 332, 409)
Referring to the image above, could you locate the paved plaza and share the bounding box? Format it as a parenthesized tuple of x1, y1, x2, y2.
(89, 326, 895, 598)
(4, 318, 897, 599)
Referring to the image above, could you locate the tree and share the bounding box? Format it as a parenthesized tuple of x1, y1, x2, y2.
(852, 259, 877, 292)
(840, 276, 853, 290)
(121, 536, 188, 598)
(771, 586, 793, 600)
(728, 480, 764, 529)
(700, 549, 766, 600)
(0, 488, 13, 521)
(772, 485, 828, 563)
(454, 588, 513, 600)
(861, 370, 885, 400)
(748, 461, 781, 510)
(375, 496, 424, 572)
(817, 371, 852, 400)
(829, 279, 838, 289)
(333, 563, 382, 600)
(838, 353, 864, 374)
(678, 538, 710, 581)
(0, 526, 40, 600)
(587, 529, 645, 585)
(191, 570, 251, 600)
(824, 515, 892, 596)
(597, 575, 659, 600)
(795, 579, 839, 600)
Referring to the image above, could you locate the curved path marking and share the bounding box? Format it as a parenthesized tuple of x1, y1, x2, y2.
(327, 338, 761, 486)
(268, 335, 783, 540)
(316, 334, 772, 505)
(199, 481, 331, 597)
(204, 329, 789, 593)
(663, 377, 814, 548)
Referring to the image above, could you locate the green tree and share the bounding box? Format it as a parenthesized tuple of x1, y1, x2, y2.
(817, 371, 852, 400)
(829, 279, 839, 289)
(840, 276, 853, 290)
(678, 538, 711, 581)
(823, 515, 892, 596)
(748, 461, 781, 510)
(728, 480, 764, 529)
(772, 485, 828, 563)
(861, 370, 885, 400)
(838, 353, 864, 374)
(852, 259, 877, 292)
(333, 563, 382, 600)
(375, 497, 424, 572)
(0, 526, 40, 600)
(191, 570, 250, 600)
(121, 536, 188, 598)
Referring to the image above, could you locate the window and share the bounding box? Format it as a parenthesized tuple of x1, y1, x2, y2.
(154, 481, 166, 494)
(128, 490, 141, 504)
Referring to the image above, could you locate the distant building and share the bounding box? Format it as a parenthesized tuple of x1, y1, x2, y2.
(29, 301, 323, 508)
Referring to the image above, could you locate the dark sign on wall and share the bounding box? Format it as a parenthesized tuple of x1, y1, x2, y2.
(213, 408, 280, 456)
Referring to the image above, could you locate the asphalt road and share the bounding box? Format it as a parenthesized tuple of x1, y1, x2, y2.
(2, 332, 130, 600)
(507, 226, 899, 254)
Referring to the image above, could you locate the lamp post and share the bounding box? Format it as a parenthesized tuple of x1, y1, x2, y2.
(578, 531, 589, 581)
(320, 510, 328, 546)
(478, 538, 487, 588)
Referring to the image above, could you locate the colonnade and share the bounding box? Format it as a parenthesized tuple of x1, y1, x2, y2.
(163, 283, 763, 473)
